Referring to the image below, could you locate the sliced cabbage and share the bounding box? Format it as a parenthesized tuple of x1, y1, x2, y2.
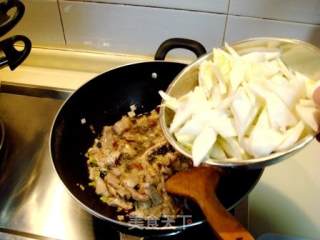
(211, 64, 228, 95)
(219, 137, 247, 160)
(265, 75, 302, 109)
(229, 59, 249, 93)
(225, 43, 240, 58)
(242, 51, 280, 63)
(198, 60, 215, 97)
(213, 48, 232, 82)
(277, 58, 295, 80)
(209, 83, 223, 108)
(246, 61, 279, 85)
(277, 121, 304, 151)
(250, 82, 297, 131)
(217, 95, 234, 110)
(159, 90, 180, 111)
(231, 86, 260, 137)
(299, 72, 320, 100)
(174, 132, 194, 146)
(296, 105, 319, 132)
(169, 87, 211, 133)
(160, 44, 320, 166)
(209, 141, 226, 160)
(198, 60, 227, 99)
(195, 110, 237, 138)
(192, 127, 217, 166)
(245, 109, 284, 157)
(174, 113, 210, 145)
(169, 98, 193, 133)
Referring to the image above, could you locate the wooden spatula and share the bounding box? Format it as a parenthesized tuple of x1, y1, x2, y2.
(166, 166, 255, 240)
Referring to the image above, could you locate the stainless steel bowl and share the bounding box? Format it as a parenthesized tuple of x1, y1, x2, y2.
(160, 37, 320, 168)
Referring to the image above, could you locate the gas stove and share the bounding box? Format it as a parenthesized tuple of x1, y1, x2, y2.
(0, 42, 251, 239)
(0, 82, 249, 240)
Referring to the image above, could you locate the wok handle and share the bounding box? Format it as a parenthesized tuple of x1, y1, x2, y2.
(0, 35, 32, 70)
(0, 0, 25, 37)
(154, 38, 206, 60)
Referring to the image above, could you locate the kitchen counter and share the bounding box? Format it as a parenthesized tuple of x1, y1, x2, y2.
(248, 140, 320, 239)
(0, 91, 102, 240)
(0, 47, 188, 91)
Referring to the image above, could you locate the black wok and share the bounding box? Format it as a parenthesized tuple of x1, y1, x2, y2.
(50, 38, 263, 237)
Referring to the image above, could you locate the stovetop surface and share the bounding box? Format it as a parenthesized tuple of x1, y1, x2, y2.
(0, 86, 235, 240)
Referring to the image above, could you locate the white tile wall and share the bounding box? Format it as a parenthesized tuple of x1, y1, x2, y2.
(59, 1, 227, 56)
(229, 0, 320, 24)
(7, 0, 320, 55)
(67, 0, 229, 13)
(225, 15, 320, 46)
(3, 0, 65, 47)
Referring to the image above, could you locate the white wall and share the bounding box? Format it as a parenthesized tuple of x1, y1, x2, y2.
(3, 0, 65, 47)
(6, 0, 320, 57)
(59, 1, 226, 56)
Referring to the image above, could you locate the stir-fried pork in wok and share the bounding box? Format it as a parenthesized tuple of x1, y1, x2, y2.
(86, 110, 192, 220)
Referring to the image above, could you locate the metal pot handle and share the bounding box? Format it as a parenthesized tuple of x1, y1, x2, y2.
(154, 38, 206, 60)
(0, 0, 25, 37)
(0, 35, 31, 70)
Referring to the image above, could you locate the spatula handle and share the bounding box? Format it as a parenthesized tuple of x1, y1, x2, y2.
(198, 193, 254, 240)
